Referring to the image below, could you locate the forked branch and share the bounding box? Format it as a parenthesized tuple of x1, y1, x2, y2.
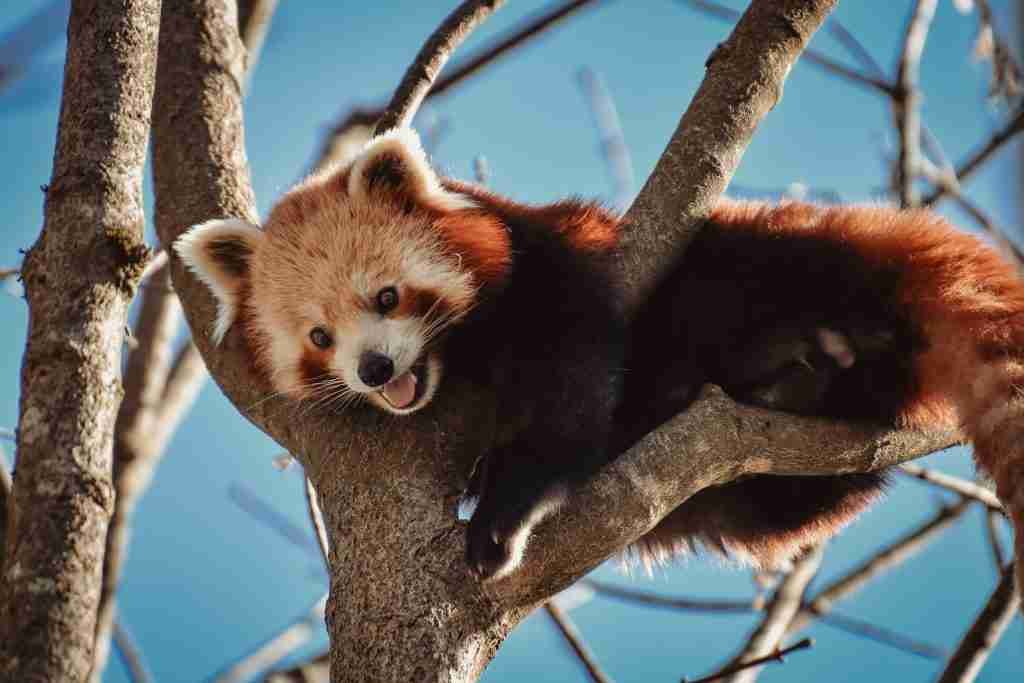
(155, 0, 967, 678)
(374, 0, 506, 134)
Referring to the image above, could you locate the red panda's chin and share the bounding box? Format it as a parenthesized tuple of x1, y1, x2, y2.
(366, 351, 442, 416)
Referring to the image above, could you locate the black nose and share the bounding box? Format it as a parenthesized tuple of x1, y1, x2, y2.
(358, 351, 394, 387)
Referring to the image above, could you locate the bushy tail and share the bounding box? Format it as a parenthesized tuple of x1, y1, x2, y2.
(630, 473, 887, 570)
(623, 200, 1024, 588)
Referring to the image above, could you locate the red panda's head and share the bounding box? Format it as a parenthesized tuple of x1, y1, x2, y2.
(175, 127, 510, 414)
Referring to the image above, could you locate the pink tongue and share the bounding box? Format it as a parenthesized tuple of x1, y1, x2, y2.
(381, 370, 417, 408)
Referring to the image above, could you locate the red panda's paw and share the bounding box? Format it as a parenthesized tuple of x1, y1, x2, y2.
(466, 512, 519, 581)
(466, 483, 568, 582)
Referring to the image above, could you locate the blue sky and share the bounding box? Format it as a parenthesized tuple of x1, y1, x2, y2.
(1, 1, 1022, 681)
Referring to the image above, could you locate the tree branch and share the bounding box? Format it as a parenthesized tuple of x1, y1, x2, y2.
(113, 618, 153, 683)
(936, 567, 1020, 683)
(237, 0, 278, 90)
(899, 464, 1003, 511)
(93, 263, 184, 678)
(716, 546, 823, 683)
(577, 67, 634, 212)
(0, 1, 158, 680)
(582, 577, 945, 659)
(314, 0, 601, 170)
(893, 0, 937, 208)
(921, 107, 1024, 207)
(785, 500, 970, 635)
(214, 594, 328, 683)
(915, 158, 1024, 266)
(543, 601, 613, 683)
(374, 0, 506, 134)
(614, 0, 841, 310)
(581, 579, 752, 614)
(984, 509, 1007, 572)
(91, 2, 272, 673)
(678, 0, 897, 96)
(683, 638, 813, 683)
(493, 386, 955, 605)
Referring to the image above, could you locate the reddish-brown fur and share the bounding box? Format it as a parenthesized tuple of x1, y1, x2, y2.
(446, 180, 619, 253)
(432, 210, 511, 286)
(694, 200, 1024, 571)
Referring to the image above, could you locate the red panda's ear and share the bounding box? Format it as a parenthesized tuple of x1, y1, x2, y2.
(348, 127, 476, 212)
(173, 218, 263, 345)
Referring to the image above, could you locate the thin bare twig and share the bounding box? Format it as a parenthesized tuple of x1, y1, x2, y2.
(314, 0, 601, 170)
(916, 158, 1024, 266)
(825, 17, 886, 80)
(228, 483, 323, 560)
(965, 0, 1022, 102)
(813, 610, 945, 660)
(683, 638, 813, 683)
(544, 602, 613, 683)
(581, 579, 752, 613)
(936, 568, 1020, 683)
(678, 0, 896, 95)
(237, 0, 278, 90)
(984, 509, 1007, 572)
(0, 0, 69, 95)
(213, 594, 328, 683)
(894, 0, 937, 207)
(473, 155, 490, 184)
(112, 619, 153, 683)
(374, 0, 506, 134)
(899, 464, 1003, 511)
(577, 67, 634, 212)
(93, 264, 181, 679)
(305, 476, 330, 570)
(921, 107, 1024, 206)
(157, 341, 207, 426)
(584, 576, 942, 659)
(786, 500, 970, 636)
(428, 0, 598, 103)
(719, 546, 824, 683)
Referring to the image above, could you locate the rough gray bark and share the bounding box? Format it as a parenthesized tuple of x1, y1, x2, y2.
(613, 0, 841, 312)
(91, 266, 206, 681)
(0, 1, 159, 681)
(152, 0, 956, 680)
(91, 4, 275, 675)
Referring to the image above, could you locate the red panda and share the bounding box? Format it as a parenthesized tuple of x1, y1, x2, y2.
(175, 127, 1024, 587)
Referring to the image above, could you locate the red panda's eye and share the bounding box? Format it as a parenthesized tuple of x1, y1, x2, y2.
(309, 327, 332, 349)
(376, 286, 399, 314)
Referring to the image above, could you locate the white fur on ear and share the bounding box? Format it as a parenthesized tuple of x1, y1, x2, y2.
(348, 127, 477, 212)
(173, 218, 263, 345)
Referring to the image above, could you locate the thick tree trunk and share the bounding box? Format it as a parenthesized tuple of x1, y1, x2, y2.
(0, 1, 159, 681)
(314, 388, 526, 681)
